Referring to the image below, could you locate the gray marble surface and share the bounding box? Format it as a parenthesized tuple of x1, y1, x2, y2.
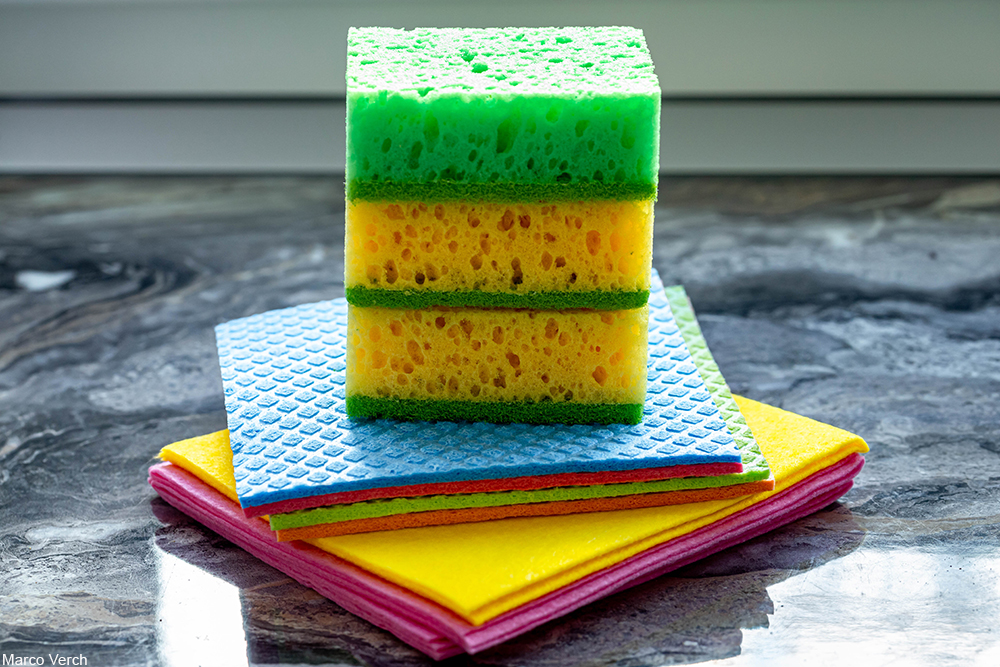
(1, 176, 999, 666)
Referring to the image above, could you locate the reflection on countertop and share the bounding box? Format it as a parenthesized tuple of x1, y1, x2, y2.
(1, 176, 999, 666)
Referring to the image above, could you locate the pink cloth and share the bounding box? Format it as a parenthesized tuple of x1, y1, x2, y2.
(149, 453, 863, 659)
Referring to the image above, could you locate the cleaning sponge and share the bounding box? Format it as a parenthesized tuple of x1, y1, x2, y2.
(347, 27, 660, 202)
(344, 199, 653, 310)
(346, 303, 648, 424)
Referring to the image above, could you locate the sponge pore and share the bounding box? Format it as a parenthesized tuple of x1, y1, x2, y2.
(347, 27, 661, 201)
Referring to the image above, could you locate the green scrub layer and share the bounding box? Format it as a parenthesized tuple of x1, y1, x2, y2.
(345, 285, 649, 310)
(346, 395, 643, 426)
(346, 181, 657, 204)
(347, 27, 661, 200)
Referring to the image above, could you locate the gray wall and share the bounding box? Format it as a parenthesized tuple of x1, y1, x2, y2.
(2, 0, 999, 173)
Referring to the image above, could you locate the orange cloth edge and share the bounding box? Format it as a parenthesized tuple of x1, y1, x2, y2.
(275, 478, 776, 541)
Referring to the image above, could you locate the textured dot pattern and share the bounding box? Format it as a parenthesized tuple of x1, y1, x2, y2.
(345, 199, 652, 299)
(662, 284, 766, 474)
(346, 27, 660, 196)
(215, 276, 742, 509)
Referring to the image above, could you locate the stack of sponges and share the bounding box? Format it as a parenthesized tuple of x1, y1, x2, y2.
(343, 26, 660, 426)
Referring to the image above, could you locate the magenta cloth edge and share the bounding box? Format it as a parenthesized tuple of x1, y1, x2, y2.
(149, 453, 863, 658)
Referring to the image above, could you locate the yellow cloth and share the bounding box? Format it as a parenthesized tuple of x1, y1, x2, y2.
(159, 396, 867, 625)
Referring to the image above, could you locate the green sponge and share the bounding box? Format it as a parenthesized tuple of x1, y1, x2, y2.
(347, 27, 661, 200)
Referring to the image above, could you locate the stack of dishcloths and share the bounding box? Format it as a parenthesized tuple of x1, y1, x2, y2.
(161, 275, 774, 541)
(148, 26, 869, 660)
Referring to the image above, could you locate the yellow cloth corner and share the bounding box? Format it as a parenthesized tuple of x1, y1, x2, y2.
(159, 432, 239, 503)
(159, 396, 867, 626)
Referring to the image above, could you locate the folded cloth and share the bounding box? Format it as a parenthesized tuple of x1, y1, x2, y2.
(150, 396, 867, 646)
(150, 446, 862, 658)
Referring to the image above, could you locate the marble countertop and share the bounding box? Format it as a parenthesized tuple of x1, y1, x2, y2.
(1, 176, 998, 666)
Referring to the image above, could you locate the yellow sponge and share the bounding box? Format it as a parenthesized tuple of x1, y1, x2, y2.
(346, 304, 648, 423)
(345, 199, 652, 310)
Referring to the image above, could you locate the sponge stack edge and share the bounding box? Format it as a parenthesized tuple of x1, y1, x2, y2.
(344, 26, 660, 425)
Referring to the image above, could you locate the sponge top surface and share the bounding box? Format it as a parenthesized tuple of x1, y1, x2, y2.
(346, 27, 660, 199)
(347, 27, 659, 99)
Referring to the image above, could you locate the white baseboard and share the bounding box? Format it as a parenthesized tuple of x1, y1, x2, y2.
(3, 100, 999, 174)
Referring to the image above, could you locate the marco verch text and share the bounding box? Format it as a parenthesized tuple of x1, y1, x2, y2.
(2, 656, 87, 666)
